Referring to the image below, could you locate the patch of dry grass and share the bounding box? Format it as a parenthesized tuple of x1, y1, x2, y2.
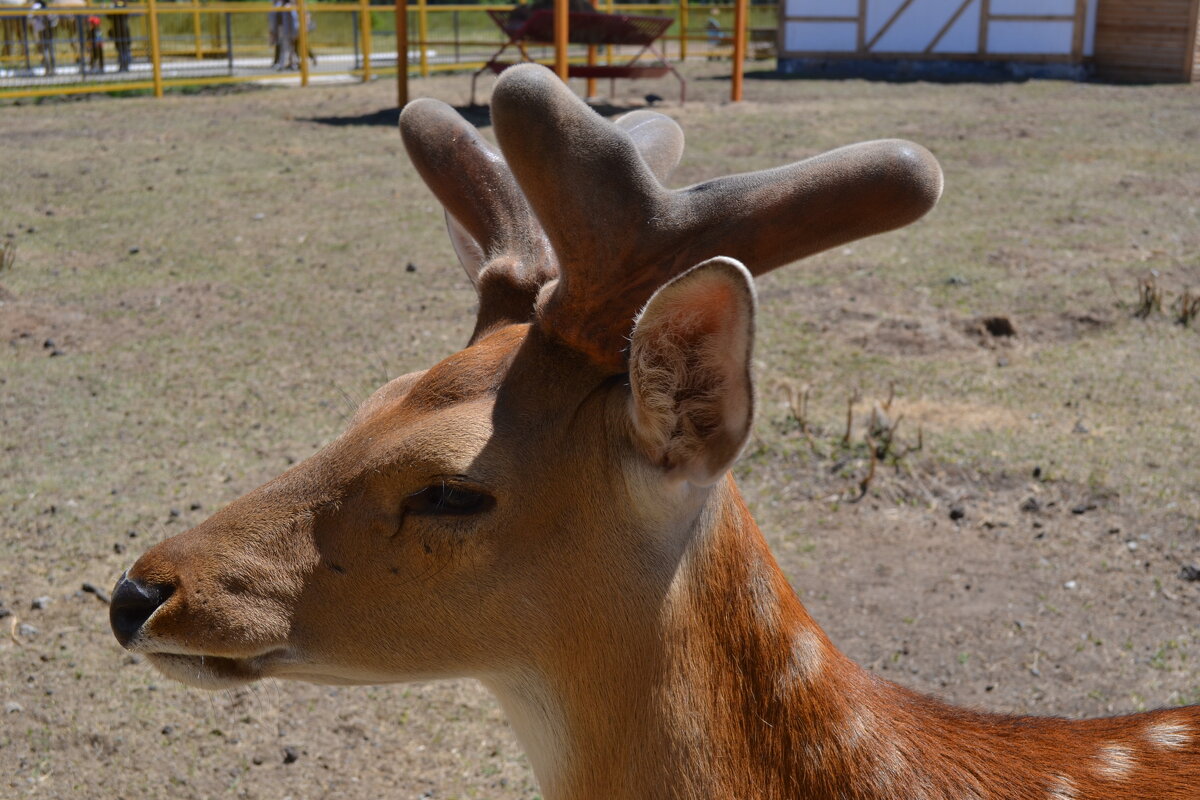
(1, 65, 1198, 799)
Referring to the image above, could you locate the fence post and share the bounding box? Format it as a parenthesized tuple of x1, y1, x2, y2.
(586, 44, 595, 97)
(147, 0, 164, 97)
(678, 0, 687, 60)
(192, 0, 202, 60)
(416, 0, 427, 77)
(396, 0, 407, 106)
(225, 11, 232, 75)
(359, 0, 371, 81)
(553, 0, 567, 80)
(604, 0, 612, 65)
(297, 0, 309, 86)
(731, 0, 745, 101)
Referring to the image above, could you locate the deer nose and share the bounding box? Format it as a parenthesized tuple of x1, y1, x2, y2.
(109, 573, 173, 647)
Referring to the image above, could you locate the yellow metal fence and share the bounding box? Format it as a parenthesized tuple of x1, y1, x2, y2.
(0, 0, 776, 99)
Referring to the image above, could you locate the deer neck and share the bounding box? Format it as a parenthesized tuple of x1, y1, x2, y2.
(484, 476, 895, 800)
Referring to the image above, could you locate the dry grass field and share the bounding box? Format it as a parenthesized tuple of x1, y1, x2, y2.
(1, 65, 1199, 799)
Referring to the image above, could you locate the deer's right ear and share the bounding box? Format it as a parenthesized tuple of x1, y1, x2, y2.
(628, 257, 756, 487)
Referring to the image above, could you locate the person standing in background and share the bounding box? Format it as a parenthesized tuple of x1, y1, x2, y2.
(269, 0, 298, 70)
(86, 13, 103, 72)
(29, 0, 56, 75)
(109, 0, 131, 72)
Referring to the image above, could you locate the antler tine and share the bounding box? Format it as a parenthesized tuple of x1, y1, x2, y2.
(669, 138, 943, 279)
(399, 98, 555, 341)
(399, 98, 547, 267)
(490, 65, 942, 373)
(491, 66, 680, 369)
(400, 98, 686, 343)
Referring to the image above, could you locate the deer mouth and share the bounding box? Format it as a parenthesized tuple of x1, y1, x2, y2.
(143, 648, 292, 690)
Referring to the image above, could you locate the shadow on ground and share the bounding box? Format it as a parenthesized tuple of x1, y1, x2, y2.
(305, 100, 640, 129)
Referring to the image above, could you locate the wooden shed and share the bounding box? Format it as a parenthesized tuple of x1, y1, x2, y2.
(776, 0, 1200, 82)
(1093, 0, 1200, 81)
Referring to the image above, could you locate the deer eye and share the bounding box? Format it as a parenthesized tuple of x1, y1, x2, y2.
(406, 482, 494, 517)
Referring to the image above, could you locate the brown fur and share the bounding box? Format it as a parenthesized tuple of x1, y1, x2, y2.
(112, 64, 1199, 800)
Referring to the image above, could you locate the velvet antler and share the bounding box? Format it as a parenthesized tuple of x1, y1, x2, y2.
(489, 64, 943, 373)
(399, 97, 684, 344)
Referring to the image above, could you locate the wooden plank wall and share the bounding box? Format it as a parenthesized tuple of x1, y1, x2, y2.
(1093, 0, 1199, 81)
(1191, 0, 1200, 80)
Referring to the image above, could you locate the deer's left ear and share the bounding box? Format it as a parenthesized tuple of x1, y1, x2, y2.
(628, 257, 756, 487)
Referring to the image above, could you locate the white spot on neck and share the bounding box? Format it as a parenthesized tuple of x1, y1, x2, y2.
(1094, 743, 1135, 780)
(1146, 718, 1191, 750)
(777, 628, 825, 694)
(1048, 774, 1077, 800)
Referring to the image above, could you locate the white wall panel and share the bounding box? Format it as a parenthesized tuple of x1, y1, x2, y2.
(865, 0, 905, 41)
(990, 0, 1074, 14)
(873, 0, 961, 51)
(987, 20, 1073, 54)
(784, 0, 858, 16)
(785, 20, 859, 50)
(931, 0, 980, 53)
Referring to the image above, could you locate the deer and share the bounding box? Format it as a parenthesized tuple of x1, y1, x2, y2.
(109, 64, 1199, 800)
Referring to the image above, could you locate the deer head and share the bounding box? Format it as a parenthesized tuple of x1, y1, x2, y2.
(110, 65, 943, 794)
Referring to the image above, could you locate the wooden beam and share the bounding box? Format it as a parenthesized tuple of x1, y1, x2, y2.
(977, 0, 989, 55)
(925, 0, 975, 55)
(989, 14, 1074, 22)
(866, 0, 916, 51)
(1185, 0, 1200, 80)
(785, 16, 859, 22)
(775, 49, 1082, 63)
(856, 0, 866, 52)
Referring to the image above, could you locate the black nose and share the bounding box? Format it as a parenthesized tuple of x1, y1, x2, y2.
(110, 573, 173, 647)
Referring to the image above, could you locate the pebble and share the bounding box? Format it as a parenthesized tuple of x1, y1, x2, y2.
(1126, 541, 1139, 551)
(31, 596, 50, 610)
(1180, 564, 1200, 582)
(282, 745, 300, 764)
(1063, 580, 1078, 590)
(4, 702, 22, 714)
(81, 582, 111, 604)
(18, 623, 37, 637)
(949, 505, 965, 521)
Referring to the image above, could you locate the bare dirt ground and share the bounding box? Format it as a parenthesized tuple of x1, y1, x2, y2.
(2, 65, 1199, 799)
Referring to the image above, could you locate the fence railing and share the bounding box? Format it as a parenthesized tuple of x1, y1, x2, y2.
(0, 0, 777, 99)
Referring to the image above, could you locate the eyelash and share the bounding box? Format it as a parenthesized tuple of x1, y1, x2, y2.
(405, 481, 495, 517)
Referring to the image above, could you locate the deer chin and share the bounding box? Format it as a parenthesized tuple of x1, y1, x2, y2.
(143, 647, 294, 690)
